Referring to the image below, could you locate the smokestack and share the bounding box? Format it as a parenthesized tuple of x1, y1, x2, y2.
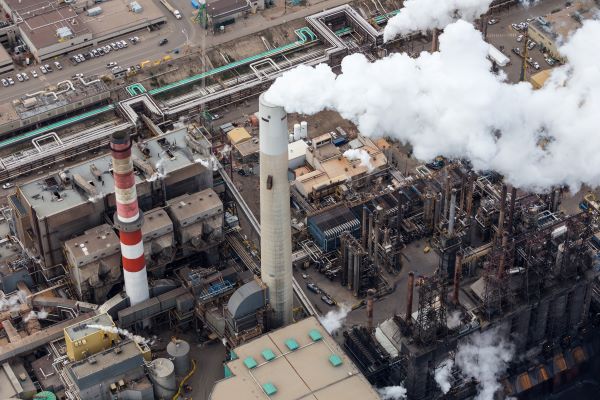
(368, 211, 374, 258)
(431, 28, 440, 52)
(110, 131, 149, 306)
(508, 186, 517, 234)
(448, 188, 457, 236)
(497, 184, 507, 239)
(259, 93, 293, 328)
(497, 232, 509, 277)
(366, 288, 376, 332)
(406, 271, 415, 325)
(453, 251, 463, 305)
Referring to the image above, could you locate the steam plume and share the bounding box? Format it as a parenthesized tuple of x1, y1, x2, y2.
(23, 309, 49, 322)
(343, 149, 374, 172)
(434, 359, 454, 394)
(454, 328, 514, 400)
(319, 304, 350, 333)
(86, 324, 150, 345)
(377, 385, 407, 399)
(0, 290, 27, 312)
(266, 20, 600, 191)
(384, 0, 493, 41)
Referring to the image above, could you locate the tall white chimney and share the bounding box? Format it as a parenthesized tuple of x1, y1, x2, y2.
(259, 93, 293, 328)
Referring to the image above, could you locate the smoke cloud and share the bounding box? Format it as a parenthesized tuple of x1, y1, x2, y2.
(23, 309, 49, 322)
(377, 385, 407, 399)
(86, 324, 150, 345)
(343, 149, 374, 172)
(434, 359, 454, 394)
(319, 304, 350, 334)
(454, 328, 514, 400)
(0, 290, 28, 312)
(266, 19, 600, 191)
(383, 0, 493, 41)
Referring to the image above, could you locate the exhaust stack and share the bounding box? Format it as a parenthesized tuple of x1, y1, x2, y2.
(259, 94, 293, 328)
(111, 131, 149, 306)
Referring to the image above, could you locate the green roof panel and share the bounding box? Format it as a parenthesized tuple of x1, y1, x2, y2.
(243, 356, 258, 369)
(262, 348, 276, 361)
(263, 382, 278, 396)
(285, 338, 299, 351)
(308, 329, 323, 342)
(329, 354, 343, 367)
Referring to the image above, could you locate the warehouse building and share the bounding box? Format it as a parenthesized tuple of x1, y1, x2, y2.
(210, 316, 380, 400)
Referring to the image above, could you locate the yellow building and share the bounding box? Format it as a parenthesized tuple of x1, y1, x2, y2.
(529, 69, 551, 89)
(64, 313, 120, 361)
(227, 127, 252, 145)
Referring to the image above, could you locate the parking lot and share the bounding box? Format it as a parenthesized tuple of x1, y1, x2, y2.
(486, 0, 569, 82)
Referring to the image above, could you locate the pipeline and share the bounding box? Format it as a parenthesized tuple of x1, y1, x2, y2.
(172, 359, 197, 400)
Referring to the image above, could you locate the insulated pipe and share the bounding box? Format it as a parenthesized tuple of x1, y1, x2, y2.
(497, 184, 507, 239)
(361, 207, 368, 250)
(366, 288, 376, 332)
(465, 173, 474, 217)
(111, 130, 149, 306)
(367, 211, 374, 258)
(453, 251, 463, 305)
(497, 232, 509, 277)
(434, 193, 442, 230)
(406, 271, 415, 324)
(373, 217, 380, 268)
(443, 175, 451, 220)
(508, 186, 517, 234)
(448, 188, 457, 236)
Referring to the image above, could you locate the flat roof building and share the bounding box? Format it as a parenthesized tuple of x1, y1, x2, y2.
(0, 44, 12, 74)
(210, 316, 380, 400)
(528, 0, 597, 62)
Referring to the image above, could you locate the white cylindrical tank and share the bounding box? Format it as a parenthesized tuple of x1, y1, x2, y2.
(289, 133, 294, 143)
(151, 358, 177, 400)
(259, 93, 293, 328)
(300, 121, 308, 138)
(166, 339, 191, 377)
(293, 123, 301, 141)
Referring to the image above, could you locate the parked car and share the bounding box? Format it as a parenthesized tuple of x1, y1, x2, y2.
(44, 64, 53, 72)
(22, 72, 29, 80)
(16, 73, 23, 82)
(120, 40, 128, 48)
(306, 283, 320, 294)
(516, 34, 524, 42)
(106, 61, 118, 68)
(159, 38, 168, 46)
(54, 61, 63, 69)
(528, 40, 537, 50)
(488, 19, 498, 25)
(321, 295, 335, 306)
(31, 70, 38, 78)
(7, 77, 14, 85)
(110, 42, 118, 50)
(40, 65, 47, 73)
(1, 78, 8, 87)
(1, 182, 13, 189)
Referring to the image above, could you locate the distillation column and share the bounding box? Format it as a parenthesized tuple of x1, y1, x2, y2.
(110, 130, 150, 306)
(259, 94, 293, 328)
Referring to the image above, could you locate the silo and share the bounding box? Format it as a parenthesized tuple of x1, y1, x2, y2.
(300, 121, 308, 138)
(166, 338, 191, 377)
(151, 358, 177, 400)
(293, 123, 301, 141)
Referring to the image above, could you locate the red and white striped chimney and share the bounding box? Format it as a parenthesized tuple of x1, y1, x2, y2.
(110, 131, 149, 306)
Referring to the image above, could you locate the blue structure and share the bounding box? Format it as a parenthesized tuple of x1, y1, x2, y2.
(308, 206, 360, 252)
(191, 0, 200, 8)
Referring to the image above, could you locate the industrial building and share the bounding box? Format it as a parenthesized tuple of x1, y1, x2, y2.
(0, 0, 166, 61)
(210, 316, 380, 400)
(527, 0, 597, 62)
(204, 0, 252, 31)
(0, 44, 12, 73)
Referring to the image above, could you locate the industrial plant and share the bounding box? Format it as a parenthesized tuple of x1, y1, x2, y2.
(0, 0, 599, 399)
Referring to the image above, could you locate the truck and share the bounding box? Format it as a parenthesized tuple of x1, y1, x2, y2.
(159, 0, 181, 19)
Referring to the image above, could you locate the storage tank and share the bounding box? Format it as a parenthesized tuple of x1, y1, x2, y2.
(288, 133, 294, 143)
(293, 123, 301, 141)
(300, 121, 308, 138)
(86, 6, 102, 16)
(151, 358, 177, 399)
(167, 338, 191, 376)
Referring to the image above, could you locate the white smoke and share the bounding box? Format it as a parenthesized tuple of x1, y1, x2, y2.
(23, 309, 49, 322)
(384, 0, 493, 41)
(377, 385, 407, 399)
(88, 192, 104, 203)
(454, 328, 514, 400)
(343, 148, 375, 172)
(266, 19, 600, 191)
(434, 359, 454, 394)
(86, 324, 150, 345)
(194, 155, 217, 171)
(318, 304, 350, 334)
(0, 290, 28, 312)
(447, 310, 462, 329)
